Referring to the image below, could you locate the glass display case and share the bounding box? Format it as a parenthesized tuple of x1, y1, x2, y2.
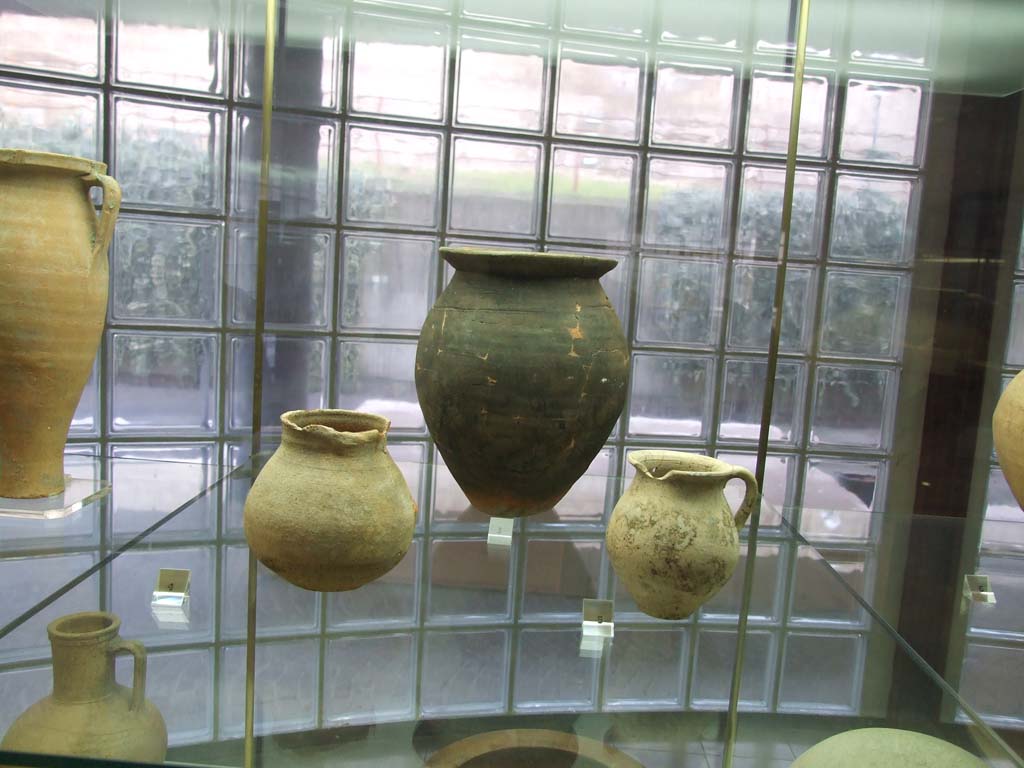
(1, 0, 1024, 765)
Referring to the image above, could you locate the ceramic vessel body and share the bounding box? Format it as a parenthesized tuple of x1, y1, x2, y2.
(791, 727, 986, 768)
(994, 370, 1024, 509)
(606, 451, 759, 620)
(415, 248, 629, 518)
(0, 150, 121, 498)
(243, 409, 416, 591)
(1, 612, 166, 763)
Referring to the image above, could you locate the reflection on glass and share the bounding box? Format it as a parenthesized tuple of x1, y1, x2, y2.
(346, 126, 442, 227)
(810, 365, 893, 449)
(800, 457, 882, 541)
(736, 165, 823, 257)
(728, 262, 814, 353)
(691, 629, 772, 709)
(228, 336, 327, 433)
(450, 138, 541, 234)
(71, 360, 100, 436)
(778, 633, 861, 712)
(636, 256, 724, 346)
(604, 628, 685, 710)
(421, 630, 509, 716)
(660, 0, 747, 49)
(548, 148, 636, 242)
(628, 353, 713, 438)
(790, 546, 868, 626)
(849, 0, 932, 67)
(431, 452, 490, 527)
(747, 71, 830, 157)
(0, 0, 102, 78)
(456, 32, 546, 131)
(652, 61, 736, 149)
(820, 269, 904, 359)
(702, 543, 783, 621)
(514, 629, 597, 711)
(831, 174, 915, 263)
(328, 541, 420, 628)
(1006, 283, 1024, 367)
(341, 234, 436, 332)
(336, 340, 422, 430)
(220, 545, 319, 638)
(717, 451, 792, 526)
(562, 0, 652, 38)
(528, 448, 614, 528)
(521, 539, 603, 619)
(981, 468, 1024, 551)
(115, 648, 213, 746)
(644, 158, 729, 250)
(461, 0, 552, 26)
(555, 44, 642, 141)
(752, 0, 838, 57)
(428, 539, 512, 622)
(968, 554, 1024, 636)
(220, 639, 318, 737)
(350, 13, 446, 120)
(719, 359, 803, 445)
(959, 642, 1024, 724)
(841, 79, 923, 166)
(0, 81, 100, 158)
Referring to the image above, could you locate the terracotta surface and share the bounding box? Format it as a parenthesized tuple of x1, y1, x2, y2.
(416, 247, 629, 518)
(426, 728, 643, 768)
(1, 612, 167, 763)
(606, 451, 759, 620)
(0, 149, 120, 498)
(791, 727, 987, 767)
(994, 370, 1024, 509)
(244, 409, 416, 592)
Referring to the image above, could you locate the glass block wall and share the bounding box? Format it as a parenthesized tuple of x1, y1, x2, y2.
(0, 0, 932, 744)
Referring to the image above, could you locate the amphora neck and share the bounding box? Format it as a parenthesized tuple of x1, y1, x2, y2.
(48, 612, 120, 703)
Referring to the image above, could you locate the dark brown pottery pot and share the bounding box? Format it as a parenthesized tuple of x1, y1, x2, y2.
(415, 247, 628, 518)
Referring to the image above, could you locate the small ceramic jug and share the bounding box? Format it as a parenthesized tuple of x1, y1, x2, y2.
(606, 451, 759, 620)
(1, 611, 167, 762)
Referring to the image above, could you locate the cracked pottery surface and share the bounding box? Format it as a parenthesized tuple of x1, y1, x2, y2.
(0, 149, 121, 498)
(606, 451, 759, 620)
(994, 370, 1024, 510)
(1, 611, 167, 763)
(243, 409, 417, 592)
(415, 247, 629, 518)
(791, 728, 987, 767)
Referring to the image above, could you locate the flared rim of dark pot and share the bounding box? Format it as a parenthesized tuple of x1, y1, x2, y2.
(440, 246, 618, 279)
(0, 148, 107, 176)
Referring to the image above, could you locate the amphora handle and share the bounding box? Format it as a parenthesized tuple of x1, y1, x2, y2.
(81, 172, 122, 264)
(725, 466, 760, 530)
(108, 638, 146, 712)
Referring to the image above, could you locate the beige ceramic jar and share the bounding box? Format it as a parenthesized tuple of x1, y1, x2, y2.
(0, 149, 120, 498)
(606, 451, 759, 620)
(994, 370, 1024, 509)
(1, 612, 166, 762)
(243, 409, 417, 592)
(791, 728, 986, 767)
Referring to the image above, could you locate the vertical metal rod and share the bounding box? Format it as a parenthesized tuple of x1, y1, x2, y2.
(244, 0, 277, 766)
(722, 0, 811, 763)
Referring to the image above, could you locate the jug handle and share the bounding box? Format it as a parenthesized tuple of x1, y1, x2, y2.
(109, 638, 147, 712)
(81, 172, 122, 265)
(727, 466, 760, 530)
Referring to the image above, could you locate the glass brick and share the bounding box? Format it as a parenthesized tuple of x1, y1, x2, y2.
(810, 365, 894, 450)
(220, 544, 320, 638)
(110, 332, 218, 434)
(109, 443, 219, 541)
(691, 629, 773, 709)
(345, 125, 442, 228)
(341, 234, 436, 332)
(521, 539, 603, 620)
(335, 339, 422, 431)
(841, 79, 923, 166)
(449, 137, 541, 235)
(660, 0, 747, 49)
(747, 70, 831, 157)
(350, 13, 446, 120)
(644, 158, 730, 250)
(820, 269, 905, 359)
(736, 165, 824, 257)
(967, 554, 1024, 637)
(71, 358, 100, 436)
(236, 0, 343, 110)
(113, 97, 225, 213)
(555, 43, 643, 142)
(219, 639, 318, 737)
(779, 633, 861, 712)
(227, 335, 328, 433)
(0, 80, 100, 158)
(116, 648, 213, 746)
(115, 0, 226, 94)
(456, 30, 546, 131)
(514, 628, 597, 712)
(359, 0, 453, 12)
(636, 256, 725, 347)
(717, 451, 795, 527)
(752, 0, 841, 58)
(461, 0, 552, 27)
(604, 628, 685, 710)
(111, 215, 222, 326)
(234, 109, 339, 222)
(327, 540, 420, 628)
(849, 1, 933, 67)
(388, 443, 427, 527)
(628, 353, 713, 438)
(800, 457, 882, 542)
(790, 546, 868, 625)
(428, 538, 512, 623)
(831, 174, 915, 264)
(562, 0, 653, 38)
(727, 262, 815, 353)
(421, 629, 509, 716)
(1006, 282, 1024, 367)
(228, 225, 333, 330)
(431, 451, 491, 528)
(959, 643, 1024, 724)
(111, 545, 214, 645)
(982, 468, 1024, 551)
(527, 448, 614, 528)
(651, 60, 736, 150)
(324, 633, 415, 725)
(0, 0, 102, 78)
(548, 148, 636, 243)
(719, 359, 804, 445)
(700, 543, 784, 621)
